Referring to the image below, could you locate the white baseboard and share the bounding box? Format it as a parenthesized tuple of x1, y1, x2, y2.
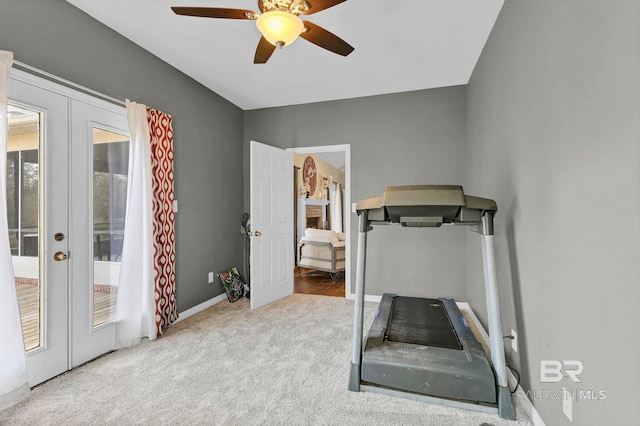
(456, 302, 545, 426)
(345, 292, 382, 303)
(511, 378, 546, 426)
(172, 293, 228, 325)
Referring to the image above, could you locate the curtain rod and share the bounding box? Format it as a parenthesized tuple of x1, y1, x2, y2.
(12, 60, 126, 108)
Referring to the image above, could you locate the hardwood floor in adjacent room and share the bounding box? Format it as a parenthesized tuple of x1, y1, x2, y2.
(294, 267, 345, 297)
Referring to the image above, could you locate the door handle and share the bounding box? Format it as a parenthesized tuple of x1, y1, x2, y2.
(254, 231, 262, 237)
(54, 251, 68, 261)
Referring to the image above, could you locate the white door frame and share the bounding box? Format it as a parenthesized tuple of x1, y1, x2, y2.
(287, 144, 351, 298)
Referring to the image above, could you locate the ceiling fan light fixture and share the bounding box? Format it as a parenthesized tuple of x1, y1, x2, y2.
(256, 10, 304, 47)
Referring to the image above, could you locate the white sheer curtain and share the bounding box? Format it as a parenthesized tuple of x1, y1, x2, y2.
(329, 182, 343, 233)
(0, 50, 29, 407)
(115, 100, 156, 348)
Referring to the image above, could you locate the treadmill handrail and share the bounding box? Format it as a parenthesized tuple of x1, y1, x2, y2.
(356, 185, 497, 228)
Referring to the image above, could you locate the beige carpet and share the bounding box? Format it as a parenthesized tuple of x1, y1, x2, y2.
(0, 294, 532, 425)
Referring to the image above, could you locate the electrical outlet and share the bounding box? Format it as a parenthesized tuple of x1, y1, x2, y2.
(563, 387, 573, 422)
(511, 329, 518, 352)
(208, 272, 214, 283)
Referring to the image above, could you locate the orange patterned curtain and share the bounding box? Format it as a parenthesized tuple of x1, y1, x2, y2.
(147, 108, 177, 335)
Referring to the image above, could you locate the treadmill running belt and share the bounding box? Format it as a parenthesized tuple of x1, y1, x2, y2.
(386, 297, 462, 350)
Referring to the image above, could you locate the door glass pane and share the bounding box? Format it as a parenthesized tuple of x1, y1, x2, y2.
(92, 127, 129, 327)
(7, 104, 42, 351)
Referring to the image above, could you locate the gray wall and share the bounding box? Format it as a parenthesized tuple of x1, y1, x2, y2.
(0, 0, 244, 312)
(244, 87, 470, 298)
(4, 1, 637, 424)
(467, 0, 640, 424)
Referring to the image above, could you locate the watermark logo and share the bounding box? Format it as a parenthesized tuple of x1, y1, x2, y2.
(529, 360, 607, 401)
(527, 388, 607, 401)
(540, 360, 584, 383)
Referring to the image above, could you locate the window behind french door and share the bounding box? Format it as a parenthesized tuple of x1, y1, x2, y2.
(6, 70, 129, 385)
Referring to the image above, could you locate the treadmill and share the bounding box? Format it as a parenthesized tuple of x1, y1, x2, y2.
(348, 185, 516, 420)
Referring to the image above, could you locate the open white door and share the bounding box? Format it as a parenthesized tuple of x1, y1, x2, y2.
(250, 141, 294, 309)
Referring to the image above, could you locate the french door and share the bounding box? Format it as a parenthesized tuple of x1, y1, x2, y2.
(7, 70, 129, 385)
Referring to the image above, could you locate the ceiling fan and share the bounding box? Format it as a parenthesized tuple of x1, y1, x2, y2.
(171, 0, 354, 64)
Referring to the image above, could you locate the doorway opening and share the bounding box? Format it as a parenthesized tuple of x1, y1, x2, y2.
(288, 145, 350, 298)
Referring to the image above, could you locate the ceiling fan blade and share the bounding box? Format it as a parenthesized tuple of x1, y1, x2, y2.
(300, 21, 354, 56)
(301, 0, 347, 15)
(171, 7, 257, 20)
(254, 36, 277, 64)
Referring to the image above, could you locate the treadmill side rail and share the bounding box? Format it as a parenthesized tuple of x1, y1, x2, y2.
(349, 210, 370, 391)
(481, 215, 516, 420)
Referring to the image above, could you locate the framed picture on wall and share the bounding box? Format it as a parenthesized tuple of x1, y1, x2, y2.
(302, 156, 317, 197)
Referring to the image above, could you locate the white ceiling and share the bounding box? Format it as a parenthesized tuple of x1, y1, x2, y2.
(66, 0, 504, 110)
